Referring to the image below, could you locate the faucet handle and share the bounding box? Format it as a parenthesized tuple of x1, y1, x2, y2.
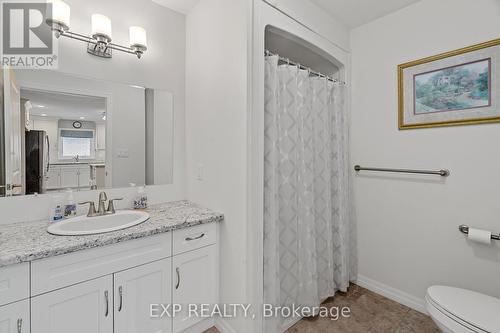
(79, 201, 97, 217)
(107, 198, 124, 214)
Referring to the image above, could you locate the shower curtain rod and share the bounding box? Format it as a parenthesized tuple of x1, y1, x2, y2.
(265, 49, 346, 85)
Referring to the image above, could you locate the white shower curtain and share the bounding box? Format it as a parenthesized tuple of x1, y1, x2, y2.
(263, 55, 353, 332)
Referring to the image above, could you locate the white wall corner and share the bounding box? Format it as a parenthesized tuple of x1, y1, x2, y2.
(355, 275, 427, 314)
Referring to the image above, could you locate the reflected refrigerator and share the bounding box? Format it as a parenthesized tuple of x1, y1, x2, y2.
(25, 130, 49, 194)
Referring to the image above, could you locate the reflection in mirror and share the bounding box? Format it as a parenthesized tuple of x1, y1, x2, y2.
(24, 89, 107, 195)
(0, 69, 173, 197)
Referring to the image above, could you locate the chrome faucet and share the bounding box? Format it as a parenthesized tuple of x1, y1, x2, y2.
(97, 191, 108, 215)
(79, 191, 123, 217)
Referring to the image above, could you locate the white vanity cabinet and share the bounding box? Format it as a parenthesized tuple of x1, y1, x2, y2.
(31, 276, 113, 333)
(0, 300, 30, 333)
(4, 222, 219, 333)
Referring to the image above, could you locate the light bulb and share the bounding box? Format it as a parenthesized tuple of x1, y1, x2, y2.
(129, 26, 147, 49)
(91, 14, 112, 41)
(51, 0, 70, 28)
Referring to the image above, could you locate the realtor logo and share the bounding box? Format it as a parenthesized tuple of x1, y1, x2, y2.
(1, 1, 57, 68)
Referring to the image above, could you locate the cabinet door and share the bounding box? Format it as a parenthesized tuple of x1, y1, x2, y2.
(77, 167, 91, 189)
(173, 246, 216, 333)
(59, 167, 78, 188)
(0, 300, 29, 333)
(114, 259, 172, 333)
(45, 168, 60, 190)
(31, 276, 113, 333)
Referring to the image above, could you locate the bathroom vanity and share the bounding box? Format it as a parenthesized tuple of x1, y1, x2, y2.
(0, 201, 223, 333)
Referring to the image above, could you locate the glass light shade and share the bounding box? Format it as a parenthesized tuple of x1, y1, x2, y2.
(91, 14, 112, 40)
(51, 0, 70, 28)
(129, 26, 147, 48)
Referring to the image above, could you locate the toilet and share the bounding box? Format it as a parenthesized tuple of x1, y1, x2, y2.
(426, 286, 500, 333)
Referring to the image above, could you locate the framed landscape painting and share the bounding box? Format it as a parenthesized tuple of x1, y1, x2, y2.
(398, 39, 500, 129)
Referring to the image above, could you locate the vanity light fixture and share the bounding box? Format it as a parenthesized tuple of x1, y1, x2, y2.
(46, 0, 148, 59)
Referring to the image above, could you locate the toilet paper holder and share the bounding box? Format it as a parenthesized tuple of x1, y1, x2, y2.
(459, 225, 500, 241)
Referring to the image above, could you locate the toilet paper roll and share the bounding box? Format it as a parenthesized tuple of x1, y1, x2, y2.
(468, 228, 492, 245)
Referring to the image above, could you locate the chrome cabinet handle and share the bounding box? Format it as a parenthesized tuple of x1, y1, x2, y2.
(104, 290, 109, 317)
(17, 318, 22, 333)
(118, 286, 123, 312)
(185, 233, 205, 241)
(175, 267, 180, 290)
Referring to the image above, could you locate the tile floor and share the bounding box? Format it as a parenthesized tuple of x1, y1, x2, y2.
(203, 284, 440, 333)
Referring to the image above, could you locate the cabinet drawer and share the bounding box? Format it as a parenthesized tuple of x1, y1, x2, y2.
(0, 263, 29, 306)
(31, 233, 172, 296)
(173, 223, 216, 256)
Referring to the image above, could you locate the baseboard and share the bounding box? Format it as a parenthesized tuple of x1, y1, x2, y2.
(215, 318, 239, 333)
(355, 275, 427, 314)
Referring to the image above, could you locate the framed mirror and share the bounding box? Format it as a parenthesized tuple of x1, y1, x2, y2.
(0, 68, 173, 197)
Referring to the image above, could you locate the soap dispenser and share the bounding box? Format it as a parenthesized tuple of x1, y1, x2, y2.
(133, 185, 148, 210)
(64, 189, 77, 217)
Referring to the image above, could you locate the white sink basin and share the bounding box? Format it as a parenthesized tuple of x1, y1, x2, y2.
(47, 210, 150, 236)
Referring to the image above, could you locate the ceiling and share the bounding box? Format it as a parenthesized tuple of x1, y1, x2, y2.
(151, 0, 421, 28)
(22, 89, 106, 123)
(151, 0, 200, 14)
(310, 0, 422, 28)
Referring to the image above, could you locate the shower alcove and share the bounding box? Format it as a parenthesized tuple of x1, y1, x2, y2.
(248, 2, 352, 332)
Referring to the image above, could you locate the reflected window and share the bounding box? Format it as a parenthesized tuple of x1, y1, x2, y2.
(59, 129, 95, 159)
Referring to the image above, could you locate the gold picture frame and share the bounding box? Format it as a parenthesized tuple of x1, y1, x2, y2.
(398, 38, 500, 130)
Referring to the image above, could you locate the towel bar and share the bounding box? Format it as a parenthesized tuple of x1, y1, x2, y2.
(354, 165, 450, 177)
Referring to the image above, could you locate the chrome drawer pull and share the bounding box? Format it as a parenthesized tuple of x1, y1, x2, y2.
(118, 286, 123, 312)
(185, 233, 205, 241)
(175, 267, 180, 290)
(17, 318, 22, 333)
(104, 290, 109, 317)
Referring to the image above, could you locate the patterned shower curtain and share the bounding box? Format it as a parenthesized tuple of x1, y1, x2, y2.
(263, 55, 354, 332)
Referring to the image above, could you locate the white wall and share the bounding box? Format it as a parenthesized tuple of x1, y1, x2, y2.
(263, 0, 350, 52)
(351, 0, 500, 310)
(185, 0, 250, 332)
(186, 1, 349, 332)
(0, 0, 186, 223)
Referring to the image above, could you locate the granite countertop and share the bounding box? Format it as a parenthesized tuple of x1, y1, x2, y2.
(0, 201, 223, 268)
